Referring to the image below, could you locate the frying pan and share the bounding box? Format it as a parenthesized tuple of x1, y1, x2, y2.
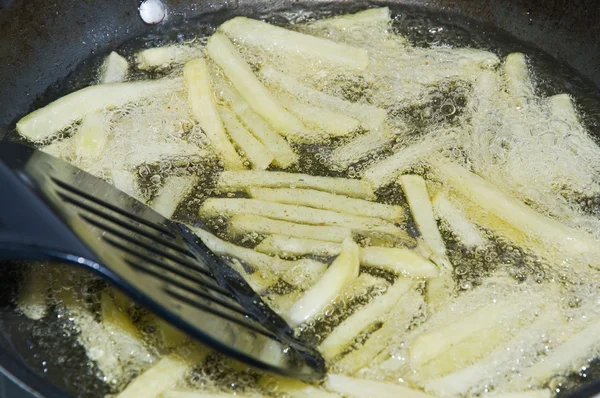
(1, 0, 600, 397)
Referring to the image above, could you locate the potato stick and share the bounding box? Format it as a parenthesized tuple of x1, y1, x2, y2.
(99, 51, 128, 84)
(100, 290, 140, 340)
(287, 239, 360, 326)
(425, 310, 563, 397)
(117, 346, 209, 398)
(216, 170, 375, 199)
(521, 318, 600, 386)
(157, 318, 190, 348)
(259, 375, 342, 398)
(136, 45, 203, 70)
(16, 78, 177, 141)
(400, 175, 450, 269)
(329, 129, 398, 169)
(219, 106, 274, 169)
(192, 227, 324, 290)
(218, 83, 297, 168)
(73, 113, 108, 161)
(307, 7, 391, 30)
(248, 188, 404, 221)
(409, 295, 541, 379)
(111, 169, 143, 201)
(17, 266, 51, 320)
(183, 58, 244, 170)
(161, 391, 257, 398)
(259, 66, 386, 131)
(503, 53, 534, 109)
(432, 192, 487, 248)
(219, 17, 369, 70)
(434, 161, 600, 267)
(276, 92, 359, 138)
(487, 391, 551, 398)
(228, 214, 351, 243)
(256, 235, 436, 277)
(151, 176, 197, 218)
(206, 33, 307, 139)
(363, 133, 456, 188)
(325, 374, 435, 398)
(199, 198, 409, 238)
(320, 278, 414, 360)
(336, 290, 424, 373)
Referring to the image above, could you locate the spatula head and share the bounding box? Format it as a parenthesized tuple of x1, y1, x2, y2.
(0, 142, 325, 381)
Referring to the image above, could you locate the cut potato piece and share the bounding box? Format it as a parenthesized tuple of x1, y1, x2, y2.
(259, 375, 342, 398)
(100, 290, 140, 341)
(432, 192, 487, 248)
(434, 161, 600, 268)
(276, 92, 359, 138)
(17, 265, 51, 320)
(136, 45, 203, 70)
(218, 83, 297, 168)
(248, 188, 404, 221)
(227, 214, 352, 243)
(255, 235, 437, 277)
(487, 391, 551, 398)
(206, 33, 307, 139)
(151, 175, 197, 219)
(287, 239, 360, 326)
(17, 78, 178, 141)
(183, 58, 244, 170)
(216, 170, 375, 199)
(100, 51, 128, 84)
(503, 53, 534, 109)
(74, 113, 108, 161)
(260, 66, 386, 131)
(161, 391, 257, 398)
(117, 346, 209, 398)
(199, 198, 410, 238)
(306, 7, 391, 31)
(219, 106, 274, 169)
(336, 289, 424, 373)
(325, 374, 435, 398)
(363, 133, 456, 188)
(157, 318, 190, 348)
(329, 128, 398, 169)
(111, 169, 143, 201)
(320, 278, 414, 360)
(219, 17, 369, 70)
(192, 227, 324, 290)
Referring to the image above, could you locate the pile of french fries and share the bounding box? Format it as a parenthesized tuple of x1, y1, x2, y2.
(14, 6, 600, 398)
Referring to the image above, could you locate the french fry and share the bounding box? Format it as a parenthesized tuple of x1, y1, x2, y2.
(432, 192, 487, 248)
(275, 92, 359, 138)
(336, 289, 424, 373)
(363, 132, 456, 188)
(17, 78, 178, 142)
(503, 53, 534, 109)
(219, 17, 369, 70)
(191, 227, 325, 290)
(183, 58, 244, 170)
(319, 278, 414, 360)
(218, 83, 297, 168)
(329, 128, 398, 169)
(99, 51, 128, 84)
(227, 214, 352, 243)
(17, 265, 51, 320)
(216, 170, 375, 199)
(486, 391, 551, 398)
(161, 391, 257, 398)
(219, 106, 274, 169)
(305, 7, 391, 31)
(287, 239, 360, 326)
(255, 235, 437, 277)
(74, 113, 108, 161)
(136, 45, 203, 70)
(206, 33, 307, 139)
(100, 290, 140, 341)
(325, 374, 435, 398)
(247, 187, 404, 221)
(259, 375, 342, 398)
(259, 66, 387, 131)
(111, 169, 143, 202)
(117, 346, 210, 398)
(433, 161, 600, 268)
(151, 176, 197, 218)
(199, 198, 409, 238)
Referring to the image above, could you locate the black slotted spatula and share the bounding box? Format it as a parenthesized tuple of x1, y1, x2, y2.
(0, 142, 325, 381)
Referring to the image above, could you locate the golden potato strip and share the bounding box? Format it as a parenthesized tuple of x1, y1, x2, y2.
(183, 58, 244, 170)
(248, 188, 404, 221)
(99, 51, 128, 83)
(216, 170, 375, 199)
(200, 198, 409, 238)
(219, 106, 274, 169)
(320, 278, 414, 360)
(287, 239, 360, 326)
(136, 45, 203, 70)
(432, 192, 486, 248)
(151, 176, 197, 219)
(219, 17, 369, 70)
(325, 374, 435, 398)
